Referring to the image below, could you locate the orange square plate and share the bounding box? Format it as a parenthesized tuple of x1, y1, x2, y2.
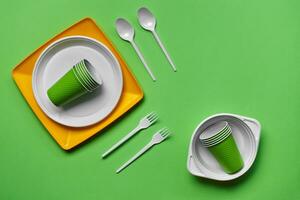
(12, 18, 144, 150)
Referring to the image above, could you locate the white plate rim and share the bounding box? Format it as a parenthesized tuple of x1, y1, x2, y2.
(32, 35, 123, 127)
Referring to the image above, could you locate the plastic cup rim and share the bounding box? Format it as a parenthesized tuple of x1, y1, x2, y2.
(202, 131, 232, 147)
(199, 121, 228, 140)
(78, 61, 99, 86)
(73, 68, 93, 91)
(200, 125, 230, 142)
(82, 59, 102, 85)
(71, 67, 93, 92)
(201, 128, 231, 144)
(75, 62, 98, 89)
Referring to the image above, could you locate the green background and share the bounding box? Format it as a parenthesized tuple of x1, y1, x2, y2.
(1, 0, 300, 199)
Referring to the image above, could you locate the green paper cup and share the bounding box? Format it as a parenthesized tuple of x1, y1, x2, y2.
(79, 61, 99, 86)
(75, 59, 102, 89)
(208, 134, 244, 174)
(47, 59, 102, 106)
(201, 125, 230, 144)
(200, 121, 229, 143)
(47, 68, 90, 106)
(73, 64, 95, 91)
(199, 121, 244, 174)
(201, 127, 231, 146)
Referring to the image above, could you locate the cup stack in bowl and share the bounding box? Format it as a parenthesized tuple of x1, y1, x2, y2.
(199, 121, 244, 174)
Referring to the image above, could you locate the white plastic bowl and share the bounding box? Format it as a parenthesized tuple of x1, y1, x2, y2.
(187, 113, 261, 181)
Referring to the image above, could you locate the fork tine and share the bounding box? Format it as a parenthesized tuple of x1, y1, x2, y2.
(163, 129, 171, 136)
(147, 112, 157, 120)
(162, 130, 169, 137)
(149, 115, 158, 123)
(147, 111, 155, 117)
(163, 133, 170, 138)
(145, 112, 155, 119)
(159, 128, 169, 135)
(147, 114, 155, 120)
(147, 113, 158, 121)
(159, 127, 167, 132)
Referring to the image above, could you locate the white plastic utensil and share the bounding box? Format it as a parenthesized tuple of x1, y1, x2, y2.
(115, 18, 156, 81)
(138, 7, 177, 72)
(116, 128, 170, 173)
(102, 112, 158, 158)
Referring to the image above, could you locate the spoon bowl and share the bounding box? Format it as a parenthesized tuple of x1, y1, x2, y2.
(116, 18, 134, 42)
(137, 7, 177, 72)
(115, 18, 156, 81)
(138, 7, 156, 31)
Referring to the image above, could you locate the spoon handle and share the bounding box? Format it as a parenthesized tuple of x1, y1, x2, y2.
(152, 31, 177, 72)
(131, 41, 156, 81)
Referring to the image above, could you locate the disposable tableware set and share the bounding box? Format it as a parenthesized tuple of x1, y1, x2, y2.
(187, 113, 261, 181)
(12, 6, 261, 181)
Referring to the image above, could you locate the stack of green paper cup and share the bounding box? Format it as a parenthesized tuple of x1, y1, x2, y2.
(199, 121, 244, 174)
(47, 59, 102, 106)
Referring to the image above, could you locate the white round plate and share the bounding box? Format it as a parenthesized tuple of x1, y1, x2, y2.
(187, 113, 261, 181)
(32, 36, 123, 127)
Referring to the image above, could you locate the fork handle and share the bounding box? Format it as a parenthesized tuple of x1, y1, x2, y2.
(116, 142, 153, 173)
(102, 126, 141, 158)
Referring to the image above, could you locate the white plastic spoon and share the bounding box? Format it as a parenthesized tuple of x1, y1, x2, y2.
(115, 18, 156, 81)
(138, 7, 177, 72)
